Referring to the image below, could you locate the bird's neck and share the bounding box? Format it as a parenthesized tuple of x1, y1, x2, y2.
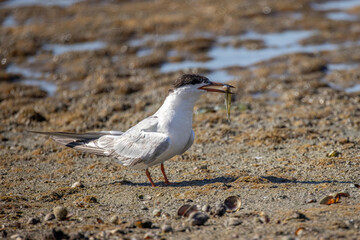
(155, 88, 202, 117)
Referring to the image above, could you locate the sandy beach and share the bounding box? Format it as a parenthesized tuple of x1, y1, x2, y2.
(0, 0, 360, 239)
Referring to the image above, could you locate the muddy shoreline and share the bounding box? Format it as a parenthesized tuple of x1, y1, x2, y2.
(1, 0, 360, 239)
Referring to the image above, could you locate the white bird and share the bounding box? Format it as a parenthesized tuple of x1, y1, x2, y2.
(32, 74, 234, 186)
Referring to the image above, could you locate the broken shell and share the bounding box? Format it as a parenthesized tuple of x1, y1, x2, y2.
(224, 196, 242, 212)
(177, 204, 198, 217)
(71, 181, 84, 188)
(326, 150, 340, 157)
(320, 192, 350, 205)
(334, 192, 350, 198)
(320, 196, 335, 205)
(152, 209, 161, 217)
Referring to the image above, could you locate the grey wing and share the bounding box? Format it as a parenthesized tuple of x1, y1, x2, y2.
(179, 130, 194, 155)
(29, 130, 123, 155)
(98, 131, 170, 168)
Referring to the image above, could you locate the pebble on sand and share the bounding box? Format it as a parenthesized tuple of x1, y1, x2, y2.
(53, 206, 68, 220)
(27, 217, 40, 225)
(44, 213, 55, 221)
(110, 215, 119, 224)
(71, 181, 84, 188)
(152, 209, 161, 217)
(187, 212, 209, 226)
(161, 224, 173, 233)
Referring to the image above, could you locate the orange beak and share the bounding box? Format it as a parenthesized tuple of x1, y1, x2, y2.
(198, 82, 235, 93)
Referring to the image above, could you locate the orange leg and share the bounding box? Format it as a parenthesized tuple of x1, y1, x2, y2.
(161, 163, 170, 185)
(145, 169, 156, 187)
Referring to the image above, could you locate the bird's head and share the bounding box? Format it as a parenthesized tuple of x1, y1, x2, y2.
(171, 74, 234, 94)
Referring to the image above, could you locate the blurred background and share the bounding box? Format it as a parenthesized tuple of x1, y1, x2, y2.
(1, 0, 360, 138)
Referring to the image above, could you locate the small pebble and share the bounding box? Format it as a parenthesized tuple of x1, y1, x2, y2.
(225, 217, 242, 227)
(144, 232, 155, 239)
(152, 209, 161, 217)
(135, 219, 152, 228)
(187, 212, 209, 226)
(44, 213, 55, 221)
(202, 204, 210, 212)
(27, 217, 40, 225)
(71, 181, 84, 188)
(53, 206, 68, 220)
(161, 224, 173, 233)
(10, 234, 22, 240)
(110, 215, 119, 224)
(140, 206, 148, 210)
(161, 212, 171, 219)
(305, 198, 317, 204)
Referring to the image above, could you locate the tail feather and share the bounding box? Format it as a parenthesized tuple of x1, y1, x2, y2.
(29, 130, 123, 156)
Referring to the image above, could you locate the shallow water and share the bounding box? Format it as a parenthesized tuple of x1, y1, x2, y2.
(2, 15, 17, 27)
(6, 65, 43, 79)
(311, 0, 360, 11)
(345, 84, 360, 93)
(327, 63, 359, 71)
(163, 30, 316, 72)
(326, 12, 359, 21)
(205, 70, 234, 83)
(0, 0, 84, 8)
(161, 39, 358, 73)
(136, 48, 154, 57)
(43, 41, 107, 56)
(14, 79, 57, 96)
(6, 65, 56, 95)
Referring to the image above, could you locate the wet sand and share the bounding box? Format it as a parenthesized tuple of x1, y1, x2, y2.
(0, 0, 360, 239)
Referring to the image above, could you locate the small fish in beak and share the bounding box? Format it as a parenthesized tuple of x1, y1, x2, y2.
(224, 85, 232, 123)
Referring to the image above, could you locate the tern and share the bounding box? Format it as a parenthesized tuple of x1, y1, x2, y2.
(32, 74, 234, 186)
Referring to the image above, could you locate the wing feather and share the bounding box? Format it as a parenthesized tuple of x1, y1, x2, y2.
(29, 130, 123, 156)
(107, 131, 170, 168)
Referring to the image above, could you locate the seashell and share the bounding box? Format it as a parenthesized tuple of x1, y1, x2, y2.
(211, 202, 226, 216)
(177, 204, 198, 217)
(326, 150, 340, 157)
(71, 181, 84, 188)
(187, 212, 209, 226)
(320, 192, 350, 205)
(152, 209, 161, 217)
(224, 196, 242, 212)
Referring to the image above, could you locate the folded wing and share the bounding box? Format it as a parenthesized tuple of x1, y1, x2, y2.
(99, 131, 170, 168)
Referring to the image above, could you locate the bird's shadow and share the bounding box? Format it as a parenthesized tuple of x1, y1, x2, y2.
(261, 176, 352, 185)
(115, 176, 236, 187)
(111, 175, 352, 187)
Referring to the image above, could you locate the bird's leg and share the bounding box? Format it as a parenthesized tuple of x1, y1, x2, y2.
(145, 169, 156, 187)
(160, 163, 170, 185)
